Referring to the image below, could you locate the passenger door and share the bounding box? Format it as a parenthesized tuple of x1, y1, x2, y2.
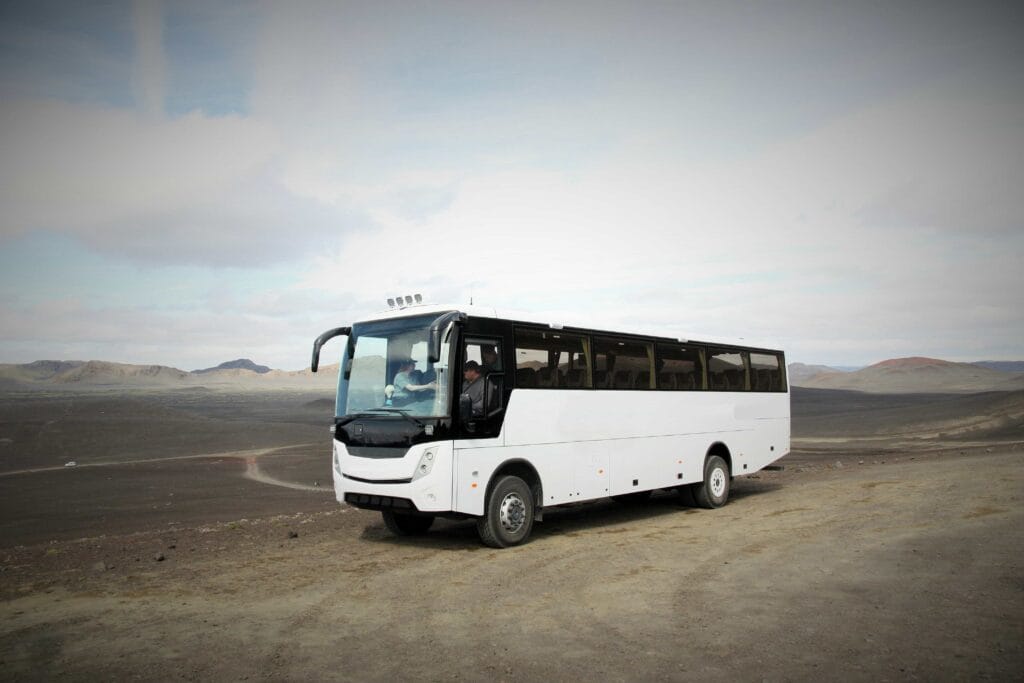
(460, 336, 506, 440)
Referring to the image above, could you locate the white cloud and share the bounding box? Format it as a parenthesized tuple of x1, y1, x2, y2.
(1, 1, 1021, 366)
(0, 99, 277, 227)
(288, 75, 1023, 365)
(0, 99, 356, 264)
(132, 0, 165, 119)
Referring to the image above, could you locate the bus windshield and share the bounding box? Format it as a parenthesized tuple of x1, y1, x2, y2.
(336, 314, 454, 419)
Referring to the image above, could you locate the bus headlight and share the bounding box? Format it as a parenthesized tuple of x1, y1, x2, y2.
(412, 448, 437, 481)
(333, 447, 341, 474)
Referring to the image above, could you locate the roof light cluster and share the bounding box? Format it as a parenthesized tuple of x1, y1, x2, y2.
(387, 293, 424, 309)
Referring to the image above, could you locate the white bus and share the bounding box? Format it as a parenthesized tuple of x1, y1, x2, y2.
(312, 300, 790, 547)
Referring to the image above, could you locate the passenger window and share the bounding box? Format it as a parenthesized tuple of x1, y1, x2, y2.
(656, 343, 704, 390)
(464, 339, 502, 374)
(514, 328, 590, 389)
(707, 349, 746, 391)
(594, 337, 654, 390)
(749, 352, 784, 392)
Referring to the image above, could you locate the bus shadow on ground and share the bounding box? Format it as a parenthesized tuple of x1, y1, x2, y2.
(359, 481, 783, 549)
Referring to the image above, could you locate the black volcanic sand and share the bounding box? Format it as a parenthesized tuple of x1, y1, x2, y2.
(0, 390, 334, 473)
(0, 390, 336, 548)
(0, 455, 336, 547)
(791, 387, 1024, 440)
(0, 386, 1021, 551)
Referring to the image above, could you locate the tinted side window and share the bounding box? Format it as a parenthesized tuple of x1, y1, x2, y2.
(707, 349, 746, 391)
(656, 344, 704, 390)
(750, 352, 785, 392)
(514, 328, 591, 389)
(594, 337, 654, 389)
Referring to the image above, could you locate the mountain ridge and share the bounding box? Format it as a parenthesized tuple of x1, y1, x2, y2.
(0, 359, 337, 391)
(2, 356, 1022, 394)
(794, 356, 1024, 393)
(193, 358, 271, 374)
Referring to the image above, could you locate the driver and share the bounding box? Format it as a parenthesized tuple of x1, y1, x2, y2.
(393, 359, 436, 403)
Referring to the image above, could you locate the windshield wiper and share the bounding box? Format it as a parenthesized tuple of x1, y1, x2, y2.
(365, 407, 428, 428)
(340, 409, 427, 428)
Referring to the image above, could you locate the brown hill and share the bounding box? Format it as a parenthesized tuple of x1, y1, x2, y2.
(54, 361, 190, 385)
(0, 360, 339, 391)
(788, 362, 845, 384)
(798, 357, 1024, 394)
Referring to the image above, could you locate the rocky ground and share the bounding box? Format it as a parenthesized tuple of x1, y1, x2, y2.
(1, 445, 1021, 681)
(0, 389, 1022, 680)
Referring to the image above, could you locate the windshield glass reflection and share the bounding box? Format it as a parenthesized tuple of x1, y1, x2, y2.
(336, 314, 452, 419)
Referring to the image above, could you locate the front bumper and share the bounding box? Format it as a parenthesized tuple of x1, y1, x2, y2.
(332, 440, 454, 513)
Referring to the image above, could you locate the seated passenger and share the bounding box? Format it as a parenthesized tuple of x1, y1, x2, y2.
(462, 361, 485, 416)
(480, 347, 500, 373)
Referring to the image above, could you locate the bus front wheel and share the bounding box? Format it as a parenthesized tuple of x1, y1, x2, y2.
(382, 510, 435, 536)
(477, 475, 534, 548)
(693, 455, 730, 509)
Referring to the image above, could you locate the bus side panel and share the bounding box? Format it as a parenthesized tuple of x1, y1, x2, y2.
(731, 391, 791, 474)
(452, 442, 575, 516)
(500, 389, 788, 498)
(742, 417, 790, 472)
(452, 387, 791, 514)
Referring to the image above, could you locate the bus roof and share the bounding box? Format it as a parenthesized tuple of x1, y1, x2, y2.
(355, 302, 784, 354)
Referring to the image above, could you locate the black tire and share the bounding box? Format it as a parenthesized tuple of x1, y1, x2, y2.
(693, 455, 730, 509)
(476, 475, 534, 548)
(611, 490, 653, 504)
(382, 510, 435, 536)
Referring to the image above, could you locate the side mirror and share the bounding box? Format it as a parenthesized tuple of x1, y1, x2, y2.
(459, 394, 473, 423)
(311, 326, 350, 372)
(427, 311, 465, 363)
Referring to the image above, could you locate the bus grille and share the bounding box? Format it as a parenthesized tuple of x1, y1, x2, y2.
(344, 493, 417, 511)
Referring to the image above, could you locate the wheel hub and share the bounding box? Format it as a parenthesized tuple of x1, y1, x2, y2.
(499, 492, 526, 533)
(710, 468, 726, 497)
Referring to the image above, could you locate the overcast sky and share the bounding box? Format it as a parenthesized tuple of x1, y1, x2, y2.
(1, 0, 1022, 370)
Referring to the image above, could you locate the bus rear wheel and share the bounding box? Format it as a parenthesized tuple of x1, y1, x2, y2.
(477, 475, 534, 548)
(693, 455, 730, 509)
(382, 510, 435, 536)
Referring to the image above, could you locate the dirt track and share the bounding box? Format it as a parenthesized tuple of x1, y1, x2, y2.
(2, 447, 1021, 681)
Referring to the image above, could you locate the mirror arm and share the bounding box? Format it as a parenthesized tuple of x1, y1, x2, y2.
(311, 326, 351, 372)
(427, 311, 466, 363)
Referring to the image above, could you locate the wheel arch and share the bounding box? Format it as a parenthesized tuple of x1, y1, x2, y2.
(706, 441, 732, 475)
(486, 459, 544, 519)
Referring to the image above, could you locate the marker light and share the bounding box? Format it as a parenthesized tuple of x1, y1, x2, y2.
(412, 448, 438, 481)
(387, 293, 426, 309)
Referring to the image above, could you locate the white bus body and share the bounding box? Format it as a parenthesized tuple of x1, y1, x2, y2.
(313, 303, 789, 547)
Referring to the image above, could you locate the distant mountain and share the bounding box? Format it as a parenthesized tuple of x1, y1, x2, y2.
(788, 363, 847, 384)
(0, 360, 84, 385)
(55, 361, 190, 385)
(193, 358, 271, 374)
(0, 359, 336, 391)
(798, 356, 1024, 394)
(974, 361, 1024, 373)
